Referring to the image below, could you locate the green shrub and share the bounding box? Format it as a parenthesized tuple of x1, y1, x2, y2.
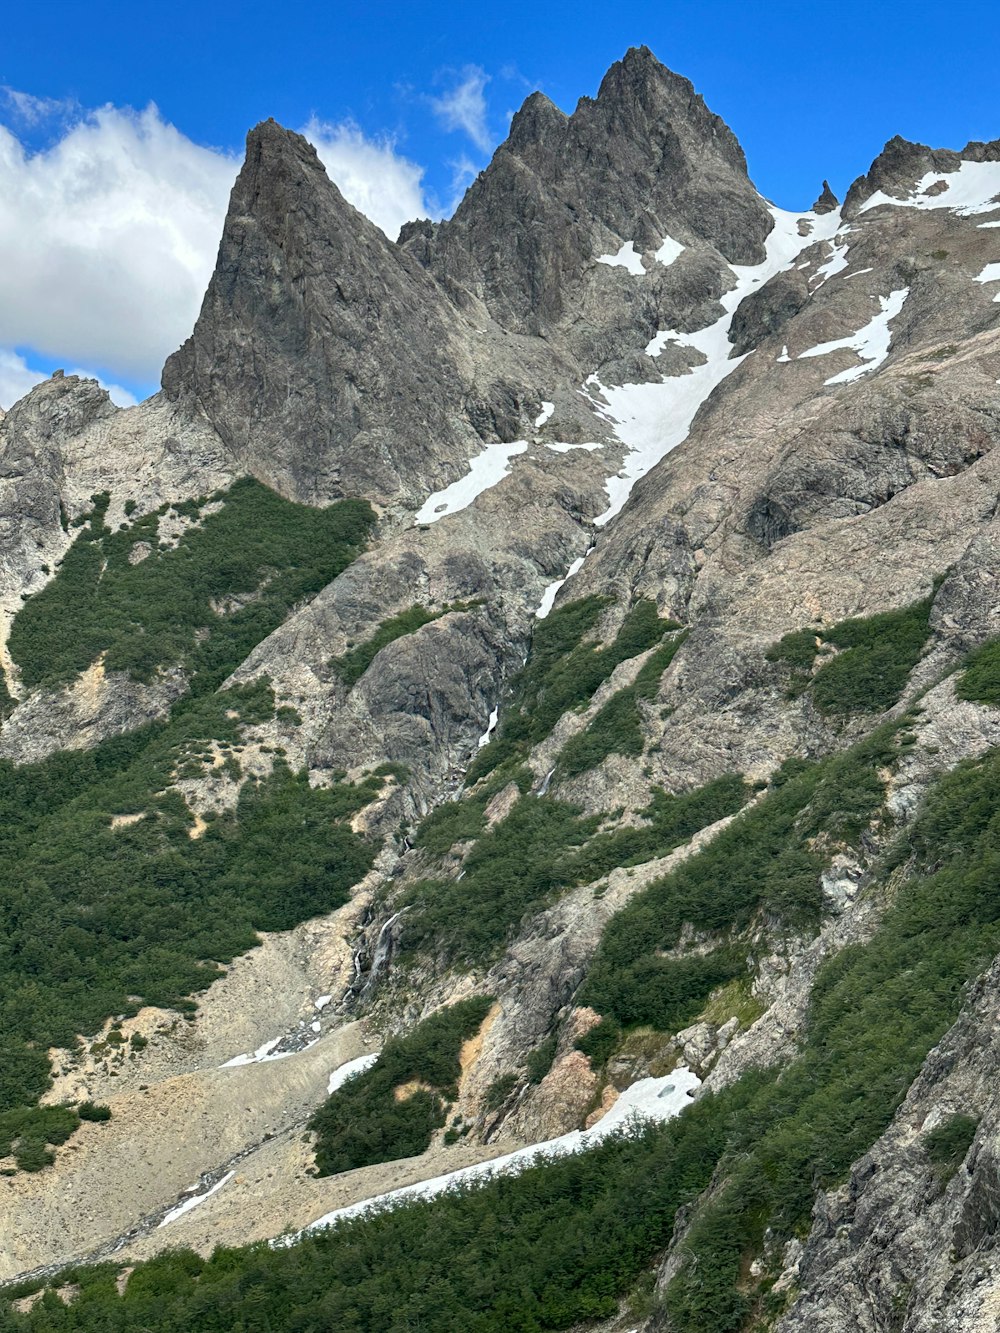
(404, 774, 750, 967)
(332, 606, 438, 687)
(402, 796, 601, 962)
(526, 1034, 559, 1084)
(309, 998, 492, 1175)
(12, 724, 1000, 1333)
(575, 1018, 622, 1068)
(767, 595, 934, 715)
(467, 598, 679, 783)
(556, 633, 688, 779)
(0, 1104, 79, 1159)
(413, 798, 488, 856)
(485, 1073, 519, 1111)
(0, 665, 14, 722)
(13, 1138, 53, 1172)
(925, 1113, 978, 1183)
(579, 729, 899, 1031)
(0, 682, 380, 1125)
(8, 478, 374, 695)
(567, 774, 748, 885)
(78, 1101, 112, 1122)
(957, 639, 1000, 706)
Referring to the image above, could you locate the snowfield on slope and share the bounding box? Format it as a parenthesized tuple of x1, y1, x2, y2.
(797, 288, 910, 384)
(293, 1067, 701, 1239)
(587, 204, 842, 526)
(859, 160, 1000, 217)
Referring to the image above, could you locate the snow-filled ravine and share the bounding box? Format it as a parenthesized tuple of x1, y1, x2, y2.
(414, 205, 844, 605)
(586, 204, 842, 526)
(292, 1067, 701, 1239)
(159, 1171, 235, 1228)
(414, 441, 528, 524)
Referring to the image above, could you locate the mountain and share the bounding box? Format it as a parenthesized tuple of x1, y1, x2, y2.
(2, 45, 1000, 1333)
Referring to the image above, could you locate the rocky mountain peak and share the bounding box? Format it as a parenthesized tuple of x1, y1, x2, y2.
(505, 90, 568, 157)
(842, 133, 959, 216)
(590, 44, 749, 176)
(812, 179, 839, 213)
(160, 118, 494, 507)
(400, 45, 771, 352)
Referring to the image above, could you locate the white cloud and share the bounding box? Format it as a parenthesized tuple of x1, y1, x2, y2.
(0, 103, 239, 386)
(430, 66, 492, 153)
(0, 347, 139, 412)
(0, 98, 433, 404)
(301, 117, 431, 238)
(0, 349, 41, 410)
(2, 86, 77, 127)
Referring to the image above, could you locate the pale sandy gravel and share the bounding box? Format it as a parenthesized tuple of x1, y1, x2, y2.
(120, 1132, 516, 1262)
(0, 1022, 373, 1280)
(1, 885, 378, 1280)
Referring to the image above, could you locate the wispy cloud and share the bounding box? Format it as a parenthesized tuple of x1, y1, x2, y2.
(430, 66, 492, 153)
(1, 86, 77, 127)
(0, 95, 435, 409)
(446, 154, 481, 212)
(301, 117, 432, 238)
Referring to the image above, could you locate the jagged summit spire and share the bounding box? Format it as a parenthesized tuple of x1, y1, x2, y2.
(506, 90, 568, 155)
(812, 180, 839, 213)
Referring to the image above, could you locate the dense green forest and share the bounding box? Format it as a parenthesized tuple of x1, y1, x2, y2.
(0, 481, 378, 1169)
(8, 479, 374, 695)
(579, 725, 901, 1033)
(464, 596, 679, 784)
(766, 593, 934, 713)
(398, 596, 738, 964)
(401, 772, 749, 964)
(0, 680, 382, 1168)
(309, 997, 493, 1174)
(6, 727, 1000, 1331)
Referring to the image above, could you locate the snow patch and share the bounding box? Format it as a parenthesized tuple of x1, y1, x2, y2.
(160, 1171, 234, 1228)
(221, 1036, 284, 1068)
(859, 161, 1000, 217)
(327, 1053, 379, 1096)
(221, 1032, 320, 1068)
(645, 330, 675, 358)
(300, 1068, 701, 1235)
(536, 552, 588, 619)
(797, 289, 909, 384)
(654, 234, 685, 267)
(534, 401, 554, 429)
(589, 205, 842, 525)
(777, 345, 791, 363)
(477, 707, 499, 748)
(314, 995, 332, 1011)
(414, 441, 527, 525)
(811, 232, 851, 286)
(975, 263, 1000, 301)
(596, 241, 645, 276)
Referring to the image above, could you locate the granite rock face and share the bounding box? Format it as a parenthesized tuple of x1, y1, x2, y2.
(403, 46, 773, 372)
(162, 121, 492, 507)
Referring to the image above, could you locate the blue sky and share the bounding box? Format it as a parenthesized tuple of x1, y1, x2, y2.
(1, 0, 997, 407)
